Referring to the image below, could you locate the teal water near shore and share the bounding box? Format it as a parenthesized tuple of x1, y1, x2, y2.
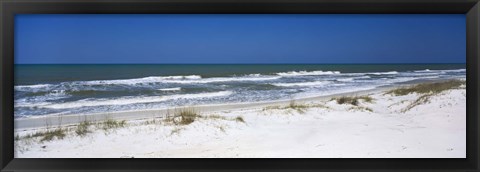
(14, 64, 466, 118)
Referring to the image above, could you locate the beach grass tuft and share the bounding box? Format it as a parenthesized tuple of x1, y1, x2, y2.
(174, 108, 198, 125)
(333, 96, 373, 106)
(100, 119, 127, 131)
(143, 118, 161, 125)
(20, 127, 67, 142)
(401, 94, 432, 113)
(387, 80, 465, 96)
(75, 120, 91, 136)
(235, 116, 245, 123)
(349, 106, 373, 112)
(40, 128, 66, 142)
(202, 114, 227, 120)
(384, 80, 465, 112)
(288, 100, 309, 113)
(263, 101, 329, 114)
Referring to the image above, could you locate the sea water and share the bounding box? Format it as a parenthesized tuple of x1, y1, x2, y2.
(14, 64, 466, 118)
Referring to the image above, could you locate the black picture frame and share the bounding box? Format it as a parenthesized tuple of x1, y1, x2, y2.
(1, 0, 479, 171)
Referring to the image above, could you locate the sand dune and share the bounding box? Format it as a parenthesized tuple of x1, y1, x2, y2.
(14, 81, 466, 158)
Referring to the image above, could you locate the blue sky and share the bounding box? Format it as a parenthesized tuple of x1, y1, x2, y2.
(15, 14, 465, 64)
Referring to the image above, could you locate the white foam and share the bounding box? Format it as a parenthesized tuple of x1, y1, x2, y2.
(158, 87, 181, 91)
(385, 77, 418, 83)
(416, 69, 465, 74)
(14, 90, 70, 107)
(336, 76, 371, 82)
(369, 71, 399, 75)
(79, 75, 202, 86)
(19, 91, 233, 109)
(414, 69, 431, 73)
(440, 69, 466, 73)
(66, 75, 280, 86)
(162, 76, 282, 84)
(276, 70, 340, 76)
(14, 84, 52, 90)
(246, 74, 261, 77)
(272, 81, 331, 87)
(357, 76, 371, 79)
(336, 78, 354, 82)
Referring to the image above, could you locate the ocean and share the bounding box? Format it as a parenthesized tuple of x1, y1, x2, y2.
(14, 64, 466, 118)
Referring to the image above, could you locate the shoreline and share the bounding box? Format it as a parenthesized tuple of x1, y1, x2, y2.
(13, 79, 456, 130)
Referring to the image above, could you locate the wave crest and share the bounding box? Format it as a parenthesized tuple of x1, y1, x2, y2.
(272, 81, 331, 87)
(276, 70, 340, 76)
(17, 91, 233, 109)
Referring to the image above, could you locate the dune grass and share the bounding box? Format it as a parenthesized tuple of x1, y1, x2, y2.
(16, 107, 247, 142)
(143, 119, 161, 125)
(263, 100, 329, 114)
(401, 94, 432, 113)
(385, 80, 465, 112)
(349, 106, 373, 112)
(75, 120, 91, 136)
(287, 100, 309, 113)
(202, 114, 227, 120)
(387, 80, 465, 96)
(174, 108, 198, 125)
(16, 118, 129, 142)
(40, 128, 67, 142)
(235, 116, 245, 123)
(333, 95, 373, 106)
(20, 128, 67, 142)
(100, 119, 127, 131)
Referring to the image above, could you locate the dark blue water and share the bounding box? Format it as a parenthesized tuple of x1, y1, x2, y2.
(14, 64, 466, 118)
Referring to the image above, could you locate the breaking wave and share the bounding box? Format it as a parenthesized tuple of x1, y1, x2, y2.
(276, 70, 341, 76)
(17, 91, 233, 109)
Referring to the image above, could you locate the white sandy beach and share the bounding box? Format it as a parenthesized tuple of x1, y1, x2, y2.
(14, 81, 466, 158)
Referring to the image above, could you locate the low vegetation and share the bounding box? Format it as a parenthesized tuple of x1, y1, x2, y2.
(348, 106, 373, 112)
(16, 117, 128, 143)
(20, 128, 67, 142)
(202, 114, 227, 120)
(287, 100, 310, 113)
(143, 119, 161, 125)
(40, 128, 67, 142)
(163, 108, 246, 126)
(16, 107, 248, 143)
(100, 119, 127, 131)
(75, 120, 91, 136)
(387, 80, 465, 96)
(235, 116, 245, 123)
(401, 94, 432, 113)
(332, 95, 373, 106)
(172, 108, 198, 125)
(263, 100, 329, 114)
(385, 80, 466, 112)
